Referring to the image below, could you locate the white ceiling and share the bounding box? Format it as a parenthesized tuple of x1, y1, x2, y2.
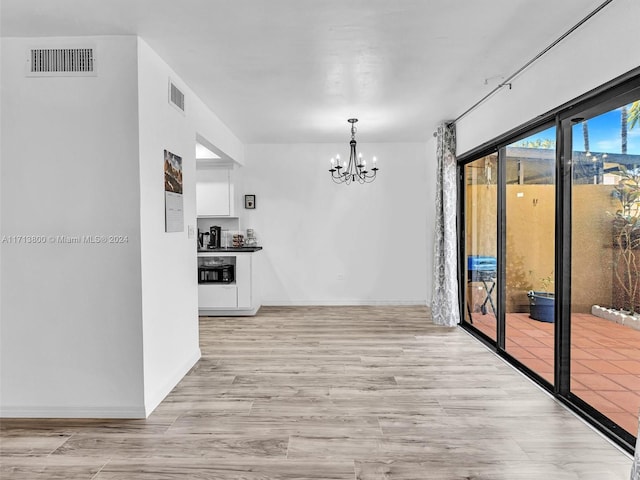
(1, 0, 607, 143)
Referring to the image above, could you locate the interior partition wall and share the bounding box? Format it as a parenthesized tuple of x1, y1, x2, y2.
(458, 70, 640, 452)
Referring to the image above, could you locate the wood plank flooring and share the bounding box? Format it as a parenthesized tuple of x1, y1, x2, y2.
(0, 306, 633, 479)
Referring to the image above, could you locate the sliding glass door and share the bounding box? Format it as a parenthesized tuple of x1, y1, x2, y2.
(569, 99, 640, 438)
(460, 76, 640, 450)
(503, 127, 556, 385)
(463, 154, 497, 342)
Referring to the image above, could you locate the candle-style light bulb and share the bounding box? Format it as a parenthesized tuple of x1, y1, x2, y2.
(330, 157, 335, 166)
(373, 156, 377, 166)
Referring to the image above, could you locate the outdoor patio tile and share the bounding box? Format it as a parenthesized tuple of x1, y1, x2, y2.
(614, 360, 640, 374)
(520, 328, 550, 338)
(468, 311, 640, 436)
(572, 338, 611, 350)
(569, 379, 589, 391)
(505, 347, 536, 359)
(592, 338, 626, 348)
(570, 349, 599, 360)
(615, 333, 639, 342)
(524, 347, 554, 361)
(570, 361, 597, 374)
(533, 338, 555, 349)
(608, 333, 635, 342)
(571, 374, 627, 391)
(615, 348, 640, 360)
(605, 411, 639, 435)
(507, 336, 549, 348)
(574, 391, 625, 414)
(606, 374, 640, 392)
(575, 360, 629, 375)
(505, 329, 528, 339)
(583, 348, 628, 361)
(518, 359, 553, 380)
(601, 391, 640, 414)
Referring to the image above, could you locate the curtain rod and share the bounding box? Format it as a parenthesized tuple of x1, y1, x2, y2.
(449, 0, 615, 127)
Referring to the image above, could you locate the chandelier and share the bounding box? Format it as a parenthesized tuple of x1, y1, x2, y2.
(329, 118, 379, 184)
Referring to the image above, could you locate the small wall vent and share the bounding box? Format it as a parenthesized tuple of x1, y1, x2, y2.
(27, 48, 96, 76)
(169, 80, 185, 113)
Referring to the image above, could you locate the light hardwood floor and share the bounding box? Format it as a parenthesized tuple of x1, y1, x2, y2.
(0, 306, 633, 479)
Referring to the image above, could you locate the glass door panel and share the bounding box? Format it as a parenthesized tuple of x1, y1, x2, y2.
(570, 100, 640, 437)
(504, 127, 556, 384)
(464, 154, 497, 341)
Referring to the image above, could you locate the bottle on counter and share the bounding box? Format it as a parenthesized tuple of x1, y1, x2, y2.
(245, 228, 257, 247)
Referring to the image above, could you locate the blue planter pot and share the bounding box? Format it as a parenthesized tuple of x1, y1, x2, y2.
(527, 291, 555, 323)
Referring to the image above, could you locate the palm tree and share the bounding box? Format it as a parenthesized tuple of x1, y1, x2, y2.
(628, 101, 640, 129)
(582, 120, 589, 152)
(517, 138, 555, 149)
(622, 105, 628, 155)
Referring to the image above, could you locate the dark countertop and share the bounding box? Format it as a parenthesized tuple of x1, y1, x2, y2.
(198, 247, 263, 253)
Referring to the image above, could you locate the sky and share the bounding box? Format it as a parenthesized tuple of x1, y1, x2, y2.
(511, 103, 640, 155)
(573, 106, 640, 155)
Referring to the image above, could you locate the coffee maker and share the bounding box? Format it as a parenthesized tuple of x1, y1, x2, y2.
(197, 229, 209, 250)
(209, 226, 222, 249)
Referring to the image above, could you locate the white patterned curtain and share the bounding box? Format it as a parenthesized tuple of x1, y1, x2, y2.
(431, 122, 460, 327)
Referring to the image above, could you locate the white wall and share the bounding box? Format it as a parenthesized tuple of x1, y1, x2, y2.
(0, 35, 246, 418)
(136, 39, 200, 414)
(0, 36, 145, 416)
(136, 39, 244, 414)
(241, 142, 434, 305)
(457, 0, 640, 155)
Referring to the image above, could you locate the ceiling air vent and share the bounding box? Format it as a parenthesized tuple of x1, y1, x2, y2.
(27, 47, 96, 76)
(169, 79, 185, 114)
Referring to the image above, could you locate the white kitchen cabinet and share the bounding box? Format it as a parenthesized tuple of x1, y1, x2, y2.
(236, 254, 252, 309)
(198, 284, 238, 308)
(196, 166, 234, 217)
(197, 251, 261, 316)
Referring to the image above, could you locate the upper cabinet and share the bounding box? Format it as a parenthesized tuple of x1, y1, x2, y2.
(195, 136, 239, 218)
(196, 165, 235, 217)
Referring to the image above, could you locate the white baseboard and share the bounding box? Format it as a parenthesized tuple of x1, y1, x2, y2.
(0, 405, 147, 418)
(0, 349, 202, 419)
(143, 348, 201, 416)
(260, 299, 428, 307)
(199, 306, 260, 316)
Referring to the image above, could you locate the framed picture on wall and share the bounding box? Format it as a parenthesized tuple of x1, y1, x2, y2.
(164, 149, 184, 232)
(245, 194, 256, 209)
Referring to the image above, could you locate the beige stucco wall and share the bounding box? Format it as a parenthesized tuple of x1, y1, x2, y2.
(466, 183, 617, 314)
